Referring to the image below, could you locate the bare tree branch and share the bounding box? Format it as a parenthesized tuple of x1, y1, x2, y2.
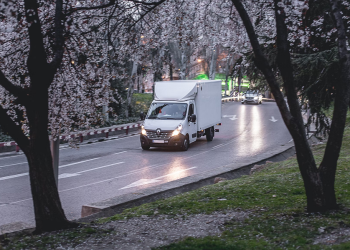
(0, 69, 29, 104)
(70, 0, 116, 13)
(0, 106, 30, 152)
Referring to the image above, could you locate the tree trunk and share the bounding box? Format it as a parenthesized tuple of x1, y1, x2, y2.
(169, 52, 173, 80)
(318, 0, 350, 210)
(180, 50, 187, 80)
(209, 45, 218, 80)
(224, 55, 230, 96)
(25, 91, 76, 233)
(237, 68, 242, 92)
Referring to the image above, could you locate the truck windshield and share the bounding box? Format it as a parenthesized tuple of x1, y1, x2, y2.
(146, 103, 188, 120)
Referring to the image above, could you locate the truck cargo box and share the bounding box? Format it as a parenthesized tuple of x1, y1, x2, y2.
(195, 80, 222, 130)
(154, 80, 221, 131)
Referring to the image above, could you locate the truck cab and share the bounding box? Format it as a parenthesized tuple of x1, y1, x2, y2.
(140, 80, 221, 151)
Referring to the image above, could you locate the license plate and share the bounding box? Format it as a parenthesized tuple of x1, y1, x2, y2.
(153, 140, 165, 143)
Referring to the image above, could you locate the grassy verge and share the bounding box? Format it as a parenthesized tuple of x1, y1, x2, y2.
(100, 121, 350, 249)
(3, 118, 350, 249)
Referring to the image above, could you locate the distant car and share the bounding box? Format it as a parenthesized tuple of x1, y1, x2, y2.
(241, 90, 263, 105)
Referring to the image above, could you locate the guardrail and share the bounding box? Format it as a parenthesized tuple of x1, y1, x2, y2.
(0, 123, 142, 153)
(60, 123, 142, 143)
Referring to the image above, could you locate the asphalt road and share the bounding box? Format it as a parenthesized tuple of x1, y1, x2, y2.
(0, 101, 292, 228)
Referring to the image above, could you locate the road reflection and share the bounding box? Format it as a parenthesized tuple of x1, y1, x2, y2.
(236, 104, 263, 157)
(250, 106, 263, 153)
(162, 158, 189, 182)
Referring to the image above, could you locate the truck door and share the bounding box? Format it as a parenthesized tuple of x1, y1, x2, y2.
(188, 102, 197, 143)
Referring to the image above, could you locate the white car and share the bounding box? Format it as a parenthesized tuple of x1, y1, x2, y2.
(241, 90, 263, 105)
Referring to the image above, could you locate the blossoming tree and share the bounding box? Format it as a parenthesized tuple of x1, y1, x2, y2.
(0, 0, 165, 233)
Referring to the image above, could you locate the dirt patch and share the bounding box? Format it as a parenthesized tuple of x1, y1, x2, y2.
(71, 211, 249, 250)
(313, 227, 350, 246)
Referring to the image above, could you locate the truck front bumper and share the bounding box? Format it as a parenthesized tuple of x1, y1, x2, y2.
(140, 134, 186, 148)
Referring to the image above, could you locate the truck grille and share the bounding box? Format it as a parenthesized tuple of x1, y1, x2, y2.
(146, 131, 172, 139)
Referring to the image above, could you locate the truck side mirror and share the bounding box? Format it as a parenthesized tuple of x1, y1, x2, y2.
(190, 114, 196, 122)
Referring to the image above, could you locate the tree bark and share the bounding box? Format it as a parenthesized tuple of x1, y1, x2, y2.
(25, 79, 77, 232)
(237, 67, 242, 93)
(224, 54, 230, 95)
(180, 50, 187, 80)
(209, 44, 218, 80)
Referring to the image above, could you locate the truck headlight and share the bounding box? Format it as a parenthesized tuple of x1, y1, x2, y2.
(172, 124, 182, 137)
(141, 126, 147, 136)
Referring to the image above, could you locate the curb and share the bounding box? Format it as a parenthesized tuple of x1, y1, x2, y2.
(78, 135, 319, 222)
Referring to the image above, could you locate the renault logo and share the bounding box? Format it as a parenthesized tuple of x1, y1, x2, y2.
(156, 128, 161, 135)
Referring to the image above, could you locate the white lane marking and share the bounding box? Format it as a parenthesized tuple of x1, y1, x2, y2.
(0, 162, 27, 168)
(120, 167, 197, 190)
(75, 162, 124, 174)
(270, 116, 278, 122)
(59, 162, 124, 179)
(0, 153, 127, 181)
(223, 115, 237, 121)
(212, 144, 224, 150)
(59, 157, 101, 169)
(0, 154, 25, 160)
(0, 198, 32, 207)
(59, 173, 80, 179)
(288, 139, 294, 143)
(113, 151, 127, 155)
(0, 173, 28, 181)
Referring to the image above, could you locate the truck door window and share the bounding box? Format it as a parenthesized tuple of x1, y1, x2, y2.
(188, 104, 194, 117)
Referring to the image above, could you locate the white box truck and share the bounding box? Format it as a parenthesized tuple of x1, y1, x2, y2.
(140, 80, 222, 150)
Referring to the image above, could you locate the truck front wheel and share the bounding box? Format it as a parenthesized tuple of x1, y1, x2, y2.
(205, 126, 214, 141)
(181, 136, 189, 151)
